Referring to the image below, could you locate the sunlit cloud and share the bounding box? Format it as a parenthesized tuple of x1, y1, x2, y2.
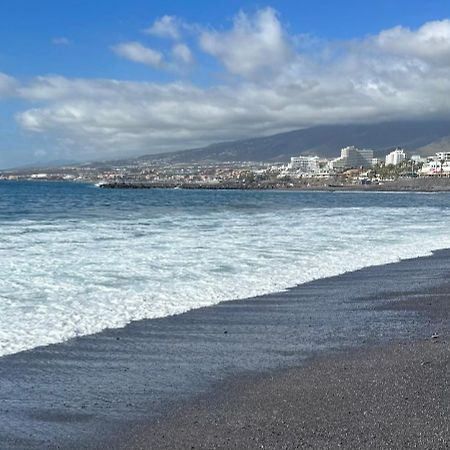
(112, 41, 163, 68)
(0, 72, 18, 97)
(171, 43, 193, 65)
(4, 9, 450, 161)
(145, 15, 182, 40)
(199, 7, 292, 78)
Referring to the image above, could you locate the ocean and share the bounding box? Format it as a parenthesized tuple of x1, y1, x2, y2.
(1, 181, 450, 357)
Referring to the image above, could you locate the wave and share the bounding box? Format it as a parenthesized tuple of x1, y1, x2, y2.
(1, 195, 450, 356)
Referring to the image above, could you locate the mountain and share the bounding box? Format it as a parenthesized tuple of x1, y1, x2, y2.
(135, 120, 450, 164)
(7, 159, 80, 171)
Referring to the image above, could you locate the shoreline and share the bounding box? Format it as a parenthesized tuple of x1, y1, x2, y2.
(115, 250, 450, 449)
(1, 250, 450, 448)
(98, 177, 450, 192)
(118, 266, 450, 449)
(3, 178, 450, 193)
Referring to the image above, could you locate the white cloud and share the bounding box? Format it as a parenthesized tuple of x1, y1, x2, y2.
(7, 12, 450, 162)
(112, 41, 163, 67)
(0, 72, 18, 97)
(199, 7, 292, 78)
(145, 15, 181, 40)
(172, 43, 193, 64)
(375, 20, 450, 64)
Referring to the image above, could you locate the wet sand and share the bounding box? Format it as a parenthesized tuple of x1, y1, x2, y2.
(123, 333, 450, 449)
(1, 251, 450, 449)
(119, 256, 450, 449)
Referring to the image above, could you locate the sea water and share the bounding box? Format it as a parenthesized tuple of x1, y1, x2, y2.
(1, 181, 450, 356)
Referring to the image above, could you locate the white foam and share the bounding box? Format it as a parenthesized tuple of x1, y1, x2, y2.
(1, 203, 450, 356)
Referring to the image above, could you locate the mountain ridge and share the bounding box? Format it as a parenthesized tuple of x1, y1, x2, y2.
(132, 120, 450, 164)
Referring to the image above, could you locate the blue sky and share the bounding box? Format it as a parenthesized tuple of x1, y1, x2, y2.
(1, 0, 450, 168)
(1, 0, 447, 79)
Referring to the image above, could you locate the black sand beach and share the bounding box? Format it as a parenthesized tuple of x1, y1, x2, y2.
(123, 339, 450, 449)
(1, 251, 450, 449)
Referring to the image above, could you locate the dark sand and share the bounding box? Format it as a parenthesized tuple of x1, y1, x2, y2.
(123, 339, 450, 449)
(119, 267, 450, 449)
(1, 251, 450, 449)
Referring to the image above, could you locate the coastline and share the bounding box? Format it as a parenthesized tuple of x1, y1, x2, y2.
(3, 177, 450, 192)
(118, 255, 450, 449)
(98, 177, 450, 192)
(1, 250, 450, 449)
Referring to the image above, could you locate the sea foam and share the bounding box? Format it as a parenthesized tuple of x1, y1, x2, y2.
(1, 185, 450, 356)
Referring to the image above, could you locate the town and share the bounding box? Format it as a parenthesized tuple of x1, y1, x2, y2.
(1, 146, 450, 190)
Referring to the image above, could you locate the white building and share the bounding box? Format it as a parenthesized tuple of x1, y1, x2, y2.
(372, 157, 382, 166)
(436, 152, 450, 161)
(385, 148, 406, 166)
(420, 160, 450, 176)
(420, 152, 450, 176)
(287, 156, 320, 174)
(330, 146, 374, 170)
(411, 155, 427, 164)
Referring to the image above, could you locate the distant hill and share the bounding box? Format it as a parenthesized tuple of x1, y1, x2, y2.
(135, 120, 450, 164)
(7, 159, 80, 171)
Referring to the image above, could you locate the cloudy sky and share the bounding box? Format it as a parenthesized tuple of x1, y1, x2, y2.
(1, 0, 450, 168)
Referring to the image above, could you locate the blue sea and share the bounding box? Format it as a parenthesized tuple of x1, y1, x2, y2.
(1, 181, 450, 357)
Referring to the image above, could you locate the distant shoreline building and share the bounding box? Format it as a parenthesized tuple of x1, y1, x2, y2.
(287, 156, 320, 174)
(411, 155, 427, 164)
(372, 157, 382, 166)
(436, 152, 450, 161)
(420, 151, 450, 176)
(330, 146, 374, 170)
(385, 148, 406, 166)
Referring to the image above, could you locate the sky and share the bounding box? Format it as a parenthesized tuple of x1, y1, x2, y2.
(1, 0, 450, 168)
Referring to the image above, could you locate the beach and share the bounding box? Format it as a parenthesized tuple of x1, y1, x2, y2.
(123, 339, 450, 449)
(117, 253, 450, 449)
(3, 2, 450, 449)
(1, 249, 450, 449)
